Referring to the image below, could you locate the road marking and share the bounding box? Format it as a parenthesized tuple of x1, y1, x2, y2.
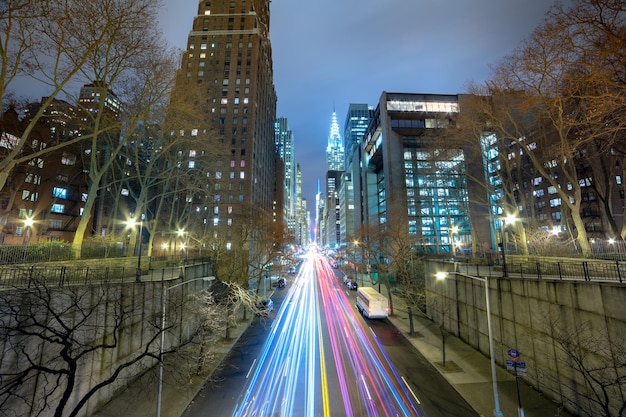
(245, 359, 257, 379)
(401, 376, 421, 404)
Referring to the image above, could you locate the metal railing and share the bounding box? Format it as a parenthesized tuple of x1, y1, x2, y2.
(0, 263, 209, 289)
(455, 259, 624, 283)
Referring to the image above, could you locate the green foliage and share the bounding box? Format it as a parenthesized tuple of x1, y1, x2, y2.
(0, 241, 73, 264)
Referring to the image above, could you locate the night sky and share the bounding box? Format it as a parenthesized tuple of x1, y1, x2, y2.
(142, 1, 560, 212)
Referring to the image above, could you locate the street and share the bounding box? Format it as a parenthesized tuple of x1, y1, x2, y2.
(183, 253, 476, 417)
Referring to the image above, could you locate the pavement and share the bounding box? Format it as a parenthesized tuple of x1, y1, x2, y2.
(92, 276, 571, 417)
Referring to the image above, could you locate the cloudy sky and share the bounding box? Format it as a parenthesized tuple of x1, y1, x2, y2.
(160, 0, 557, 209)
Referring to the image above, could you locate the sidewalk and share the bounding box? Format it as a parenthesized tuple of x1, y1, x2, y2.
(92, 279, 570, 417)
(378, 284, 571, 417)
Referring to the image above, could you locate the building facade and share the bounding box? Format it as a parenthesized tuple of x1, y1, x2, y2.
(360, 92, 489, 254)
(170, 0, 277, 253)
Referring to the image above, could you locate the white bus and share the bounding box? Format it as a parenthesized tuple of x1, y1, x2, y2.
(356, 287, 389, 319)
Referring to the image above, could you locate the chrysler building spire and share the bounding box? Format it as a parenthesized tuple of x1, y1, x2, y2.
(326, 111, 344, 171)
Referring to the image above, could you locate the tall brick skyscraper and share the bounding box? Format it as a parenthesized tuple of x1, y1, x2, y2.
(170, 0, 277, 255)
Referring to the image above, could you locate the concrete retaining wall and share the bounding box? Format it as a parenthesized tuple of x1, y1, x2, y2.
(0, 263, 213, 417)
(426, 260, 626, 417)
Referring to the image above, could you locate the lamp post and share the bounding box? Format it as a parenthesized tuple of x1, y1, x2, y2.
(156, 276, 213, 417)
(608, 238, 624, 261)
(451, 225, 459, 258)
(177, 229, 188, 263)
(500, 215, 517, 278)
(127, 217, 143, 282)
(23, 217, 34, 245)
(353, 240, 361, 285)
(437, 271, 504, 417)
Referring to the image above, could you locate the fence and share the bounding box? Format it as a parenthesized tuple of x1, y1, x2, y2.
(0, 260, 212, 289)
(455, 258, 625, 283)
(0, 242, 128, 265)
(507, 260, 624, 282)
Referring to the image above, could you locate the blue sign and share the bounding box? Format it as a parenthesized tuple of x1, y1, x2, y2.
(508, 348, 520, 362)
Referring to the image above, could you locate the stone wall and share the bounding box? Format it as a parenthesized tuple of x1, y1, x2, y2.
(426, 260, 626, 417)
(0, 263, 213, 417)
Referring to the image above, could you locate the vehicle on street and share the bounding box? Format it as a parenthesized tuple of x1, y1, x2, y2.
(255, 298, 274, 315)
(356, 287, 388, 319)
(346, 280, 358, 290)
(277, 277, 287, 288)
(287, 266, 297, 275)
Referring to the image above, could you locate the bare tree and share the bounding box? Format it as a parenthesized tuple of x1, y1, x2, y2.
(0, 0, 169, 195)
(540, 318, 626, 417)
(0, 278, 206, 417)
(468, 0, 626, 255)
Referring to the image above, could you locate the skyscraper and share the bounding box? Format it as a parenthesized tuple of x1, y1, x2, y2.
(170, 0, 277, 253)
(324, 111, 344, 247)
(326, 111, 345, 173)
(274, 117, 295, 220)
(343, 104, 371, 241)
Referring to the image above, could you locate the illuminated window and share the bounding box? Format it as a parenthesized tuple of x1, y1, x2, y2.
(51, 204, 65, 214)
(52, 187, 68, 199)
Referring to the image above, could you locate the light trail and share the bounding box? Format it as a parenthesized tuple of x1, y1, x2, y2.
(231, 252, 426, 417)
(315, 254, 426, 417)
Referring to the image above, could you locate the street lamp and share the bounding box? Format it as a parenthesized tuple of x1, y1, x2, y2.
(450, 225, 459, 257)
(156, 276, 213, 417)
(500, 214, 517, 277)
(436, 271, 504, 417)
(127, 217, 143, 282)
(177, 229, 188, 262)
(23, 217, 34, 245)
(353, 240, 360, 284)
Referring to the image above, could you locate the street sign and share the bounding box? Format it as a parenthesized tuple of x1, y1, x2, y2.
(506, 359, 527, 375)
(508, 348, 520, 362)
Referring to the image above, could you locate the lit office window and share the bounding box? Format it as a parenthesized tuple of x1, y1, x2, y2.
(51, 204, 65, 214)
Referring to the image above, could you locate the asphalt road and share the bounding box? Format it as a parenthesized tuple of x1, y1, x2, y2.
(183, 253, 477, 417)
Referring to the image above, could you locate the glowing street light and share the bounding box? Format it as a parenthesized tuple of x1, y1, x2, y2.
(500, 214, 518, 277)
(437, 271, 503, 417)
(450, 225, 459, 256)
(127, 216, 143, 282)
(156, 277, 213, 417)
(21, 217, 35, 245)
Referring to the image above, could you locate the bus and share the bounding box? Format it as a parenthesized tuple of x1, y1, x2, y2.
(356, 287, 389, 319)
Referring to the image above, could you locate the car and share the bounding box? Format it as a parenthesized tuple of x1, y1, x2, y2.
(276, 277, 287, 288)
(287, 266, 297, 275)
(255, 298, 274, 315)
(346, 280, 358, 290)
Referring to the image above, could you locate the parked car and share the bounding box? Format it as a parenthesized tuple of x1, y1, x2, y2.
(277, 277, 287, 288)
(287, 266, 297, 275)
(346, 280, 358, 290)
(255, 298, 274, 315)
